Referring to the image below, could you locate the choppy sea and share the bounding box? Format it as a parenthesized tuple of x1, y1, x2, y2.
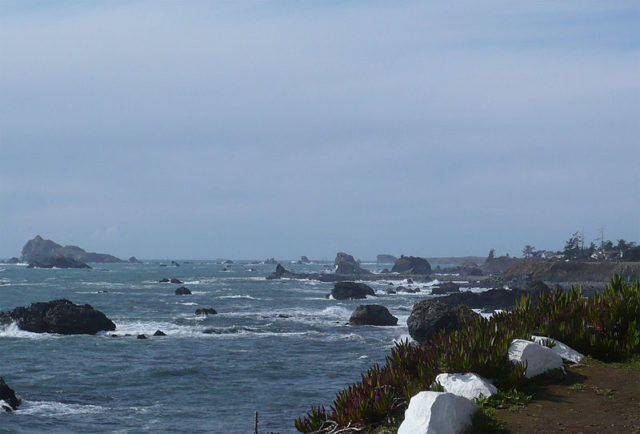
(0, 261, 463, 433)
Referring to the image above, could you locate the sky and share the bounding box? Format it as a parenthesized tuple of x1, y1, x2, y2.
(1, 1, 639, 260)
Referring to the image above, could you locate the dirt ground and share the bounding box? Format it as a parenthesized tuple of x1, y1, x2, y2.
(494, 359, 640, 433)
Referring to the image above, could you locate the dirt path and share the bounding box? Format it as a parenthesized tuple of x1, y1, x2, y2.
(495, 359, 640, 433)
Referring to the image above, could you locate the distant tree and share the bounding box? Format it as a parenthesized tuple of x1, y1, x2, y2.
(487, 249, 495, 262)
(564, 231, 584, 259)
(617, 239, 637, 251)
(603, 240, 614, 251)
(522, 245, 535, 258)
(623, 246, 640, 261)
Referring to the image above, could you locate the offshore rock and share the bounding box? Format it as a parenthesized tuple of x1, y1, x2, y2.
(266, 264, 296, 280)
(153, 330, 167, 336)
(195, 308, 218, 315)
(0, 299, 116, 335)
(349, 305, 398, 326)
(377, 254, 398, 264)
(128, 256, 142, 263)
(407, 300, 476, 344)
(334, 252, 370, 275)
(0, 377, 21, 412)
(392, 255, 432, 274)
(21, 235, 122, 263)
(175, 286, 192, 295)
(299, 256, 311, 264)
(431, 282, 460, 295)
(28, 256, 91, 269)
(330, 282, 375, 300)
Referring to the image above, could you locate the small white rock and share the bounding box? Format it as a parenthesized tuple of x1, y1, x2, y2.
(508, 338, 564, 378)
(435, 373, 497, 401)
(398, 391, 477, 434)
(530, 335, 584, 364)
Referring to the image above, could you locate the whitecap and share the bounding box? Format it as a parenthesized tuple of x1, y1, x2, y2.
(217, 295, 257, 300)
(18, 400, 105, 416)
(0, 323, 58, 340)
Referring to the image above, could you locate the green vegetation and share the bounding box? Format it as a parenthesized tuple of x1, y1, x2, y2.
(295, 276, 640, 433)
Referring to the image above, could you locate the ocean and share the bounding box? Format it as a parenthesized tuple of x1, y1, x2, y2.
(0, 261, 443, 433)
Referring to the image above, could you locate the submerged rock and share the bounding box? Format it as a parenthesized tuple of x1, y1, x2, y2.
(349, 305, 398, 326)
(407, 300, 476, 344)
(0, 299, 116, 335)
(330, 282, 375, 300)
(175, 286, 192, 295)
(398, 391, 477, 434)
(27, 256, 91, 269)
(392, 255, 432, 274)
(195, 308, 217, 315)
(0, 377, 21, 412)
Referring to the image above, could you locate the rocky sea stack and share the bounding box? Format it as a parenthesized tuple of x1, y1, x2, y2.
(349, 305, 398, 326)
(392, 255, 432, 274)
(21, 235, 123, 263)
(330, 282, 375, 300)
(334, 252, 370, 275)
(0, 299, 116, 335)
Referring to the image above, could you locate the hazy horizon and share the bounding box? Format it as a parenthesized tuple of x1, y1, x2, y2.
(2, 1, 639, 260)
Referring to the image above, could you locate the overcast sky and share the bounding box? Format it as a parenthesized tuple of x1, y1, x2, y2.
(1, 1, 639, 260)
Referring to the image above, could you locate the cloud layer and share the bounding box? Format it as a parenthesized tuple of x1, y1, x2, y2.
(1, 1, 639, 259)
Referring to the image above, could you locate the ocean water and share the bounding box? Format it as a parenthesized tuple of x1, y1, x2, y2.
(0, 261, 438, 433)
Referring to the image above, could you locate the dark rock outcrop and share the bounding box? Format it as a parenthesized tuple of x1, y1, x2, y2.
(436, 284, 551, 311)
(331, 282, 375, 300)
(264, 258, 278, 265)
(431, 282, 460, 295)
(175, 286, 192, 295)
(137, 334, 147, 339)
(171, 261, 180, 267)
(0, 377, 21, 412)
(392, 255, 432, 274)
(159, 278, 170, 283)
(21, 235, 122, 263)
(128, 256, 142, 263)
(407, 300, 477, 344)
(170, 278, 183, 284)
(153, 330, 166, 336)
(195, 308, 217, 315)
(349, 305, 398, 326)
(28, 256, 91, 269)
(0, 299, 116, 335)
(4, 257, 21, 264)
(299, 256, 311, 264)
(266, 264, 296, 280)
(334, 252, 370, 275)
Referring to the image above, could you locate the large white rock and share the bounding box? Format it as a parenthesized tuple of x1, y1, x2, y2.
(508, 339, 564, 378)
(530, 335, 584, 364)
(398, 391, 478, 434)
(435, 373, 497, 401)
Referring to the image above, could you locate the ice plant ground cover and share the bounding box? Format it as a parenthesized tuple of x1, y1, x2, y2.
(295, 275, 640, 432)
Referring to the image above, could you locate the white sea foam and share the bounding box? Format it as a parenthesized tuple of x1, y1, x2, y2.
(0, 323, 58, 340)
(217, 295, 257, 300)
(18, 400, 105, 416)
(184, 280, 200, 285)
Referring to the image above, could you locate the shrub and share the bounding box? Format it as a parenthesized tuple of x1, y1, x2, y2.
(295, 276, 640, 433)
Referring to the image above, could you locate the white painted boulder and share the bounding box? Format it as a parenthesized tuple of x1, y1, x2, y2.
(531, 335, 584, 364)
(508, 339, 563, 378)
(435, 373, 497, 401)
(398, 391, 477, 434)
